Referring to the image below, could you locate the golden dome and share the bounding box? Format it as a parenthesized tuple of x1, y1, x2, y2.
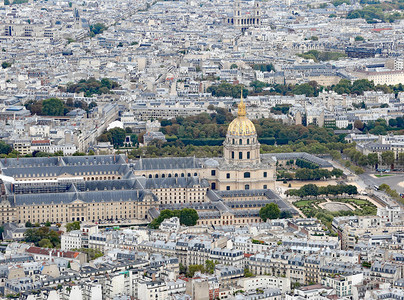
(227, 95, 256, 137)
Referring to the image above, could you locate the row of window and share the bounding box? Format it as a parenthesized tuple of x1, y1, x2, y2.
(230, 138, 255, 145)
(231, 151, 251, 160)
(210, 170, 268, 178)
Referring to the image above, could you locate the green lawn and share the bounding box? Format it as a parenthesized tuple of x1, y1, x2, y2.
(293, 200, 314, 208)
(375, 174, 393, 178)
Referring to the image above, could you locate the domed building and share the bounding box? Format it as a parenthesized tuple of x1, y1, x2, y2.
(223, 97, 261, 165)
(130, 95, 276, 194)
(203, 96, 276, 191)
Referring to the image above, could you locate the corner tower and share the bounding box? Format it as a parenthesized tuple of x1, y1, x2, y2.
(223, 95, 261, 165)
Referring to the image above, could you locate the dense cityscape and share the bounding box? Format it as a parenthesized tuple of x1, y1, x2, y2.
(0, 0, 403, 298)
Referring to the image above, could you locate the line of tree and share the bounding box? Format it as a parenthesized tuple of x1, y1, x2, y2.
(251, 63, 276, 72)
(331, 79, 404, 96)
(279, 167, 344, 181)
(379, 183, 403, 204)
(24, 226, 61, 248)
(353, 117, 404, 135)
(60, 77, 119, 97)
(149, 208, 199, 229)
(295, 158, 319, 169)
(250, 79, 403, 98)
(347, 5, 403, 23)
(297, 50, 347, 62)
(343, 147, 401, 167)
(207, 82, 248, 98)
(160, 111, 343, 145)
(270, 104, 291, 115)
(286, 183, 358, 198)
(24, 97, 97, 116)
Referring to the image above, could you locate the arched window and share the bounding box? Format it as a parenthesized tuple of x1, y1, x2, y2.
(247, 139, 250, 145)
(239, 139, 242, 145)
(232, 151, 235, 159)
(148, 174, 152, 178)
(232, 139, 235, 144)
(239, 152, 243, 159)
(155, 174, 158, 178)
(244, 172, 250, 178)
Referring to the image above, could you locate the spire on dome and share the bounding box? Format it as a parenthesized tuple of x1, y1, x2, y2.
(238, 89, 246, 117)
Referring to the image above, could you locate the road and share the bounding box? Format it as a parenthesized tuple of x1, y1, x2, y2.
(326, 158, 403, 207)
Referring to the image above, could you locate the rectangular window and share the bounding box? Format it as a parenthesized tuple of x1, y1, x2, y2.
(247, 152, 250, 159)
(232, 151, 234, 159)
(263, 172, 267, 178)
(211, 170, 216, 176)
(263, 185, 267, 189)
(239, 152, 242, 159)
(226, 173, 230, 179)
(226, 186, 230, 190)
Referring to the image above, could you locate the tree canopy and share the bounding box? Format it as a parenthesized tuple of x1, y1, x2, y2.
(259, 203, 281, 221)
(65, 221, 80, 232)
(98, 127, 127, 147)
(149, 208, 199, 229)
(62, 77, 119, 97)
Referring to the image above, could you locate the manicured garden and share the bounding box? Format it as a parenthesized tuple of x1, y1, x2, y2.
(293, 197, 377, 234)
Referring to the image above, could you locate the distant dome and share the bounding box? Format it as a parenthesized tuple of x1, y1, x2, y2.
(227, 97, 256, 137)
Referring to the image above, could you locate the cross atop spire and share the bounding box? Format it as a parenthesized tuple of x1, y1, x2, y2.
(238, 88, 246, 117)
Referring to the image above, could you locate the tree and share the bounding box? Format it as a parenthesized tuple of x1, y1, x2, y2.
(42, 98, 64, 116)
(65, 221, 80, 232)
(89, 23, 107, 36)
(280, 211, 292, 219)
(259, 203, 281, 221)
(367, 153, 379, 168)
(0, 141, 12, 155)
(179, 208, 199, 226)
(25, 221, 32, 228)
(45, 221, 51, 227)
(355, 36, 365, 41)
(354, 120, 364, 130)
(108, 128, 126, 147)
(370, 125, 387, 135)
(331, 168, 343, 178)
(187, 265, 204, 277)
(244, 267, 254, 277)
(381, 151, 394, 166)
(205, 259, 216, 274)
(2, 61, 12, 69)
(230, 63, 238, 69)
(398, 153, 404, 165)
(38, 238, 53, 248)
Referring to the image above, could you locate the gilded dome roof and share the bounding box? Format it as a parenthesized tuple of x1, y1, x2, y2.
(227, 96, 256, 137)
